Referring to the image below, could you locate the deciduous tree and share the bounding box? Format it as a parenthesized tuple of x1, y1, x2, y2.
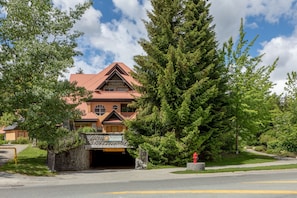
(0, 0, 91, 170)
(222, 20, 277, 153)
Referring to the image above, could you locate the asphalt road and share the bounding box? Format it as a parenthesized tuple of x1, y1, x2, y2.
(1, 169, 297, 198)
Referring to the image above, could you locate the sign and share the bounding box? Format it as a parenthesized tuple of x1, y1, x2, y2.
(103, 148, 125, 152)
(107, 135, 123, 142)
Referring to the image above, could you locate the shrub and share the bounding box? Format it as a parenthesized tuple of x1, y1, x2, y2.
(0, 140, 8, 145)
(254, 145, 267, 152)
(77, 126, 96, 133)
(37, 141, 48, 150)
(11, 137, 30, 144)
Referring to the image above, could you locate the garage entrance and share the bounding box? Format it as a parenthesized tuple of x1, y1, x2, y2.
(90, 149, 135, 168)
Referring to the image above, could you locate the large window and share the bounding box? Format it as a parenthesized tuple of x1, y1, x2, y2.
(121, 104, 135, 112)
(94, 105, 105, 115)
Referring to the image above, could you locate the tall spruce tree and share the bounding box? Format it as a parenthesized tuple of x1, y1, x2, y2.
(126, 0, 228, 165)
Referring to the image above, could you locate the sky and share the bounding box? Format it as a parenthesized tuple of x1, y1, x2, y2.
(53, 0, 297, 95)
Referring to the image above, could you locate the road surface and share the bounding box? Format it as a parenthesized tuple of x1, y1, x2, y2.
(1, 169, 297, 198)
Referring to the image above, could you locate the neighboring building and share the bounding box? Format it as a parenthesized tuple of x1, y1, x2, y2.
(3, 123, 28, 141)
(0, 127, 5, 139)
(68, 62, 140, 168)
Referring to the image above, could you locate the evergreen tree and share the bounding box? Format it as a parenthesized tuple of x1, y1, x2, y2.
(126, 0, 228, 165)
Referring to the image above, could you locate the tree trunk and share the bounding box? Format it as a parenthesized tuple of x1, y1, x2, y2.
(47, 145, 56, 172)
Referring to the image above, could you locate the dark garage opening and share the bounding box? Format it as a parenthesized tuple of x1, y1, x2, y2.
(90, 149, 135, 168)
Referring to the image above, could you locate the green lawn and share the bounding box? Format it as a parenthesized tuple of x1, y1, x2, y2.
(0, 145, 54, 176)
(173, 151, 297, 174)
(149, 152, 276, 170)
(173, 164, 297, 174)
(205, 151, 276, 167)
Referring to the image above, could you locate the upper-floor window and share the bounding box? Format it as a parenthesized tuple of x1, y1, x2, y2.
(113, 105, 118, 110)
(121, 104, 135, 112)
(104, 88, 114, 91)
(94, 105, 105, 115)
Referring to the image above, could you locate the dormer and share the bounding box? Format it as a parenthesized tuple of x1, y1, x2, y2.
(96, 70, 134, 91)
(102, 110, 124, 125)
(105, 63, 129, 76)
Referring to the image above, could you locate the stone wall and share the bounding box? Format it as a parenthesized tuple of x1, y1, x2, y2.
(55, 146, 90, 171)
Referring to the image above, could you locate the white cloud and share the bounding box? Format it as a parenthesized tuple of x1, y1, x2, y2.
(209, 0, 297, 45)
(259, 30, 297, 93)
(54, 0, 297, 95)
(209, 0, 297, 94)
(72, 0, 151, 73)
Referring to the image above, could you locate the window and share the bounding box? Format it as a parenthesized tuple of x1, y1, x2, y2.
(121, 104, 135, 112)
(104, 88, 114, 91)
(94, 105, 105, 115)
(113, 105, 118, 110)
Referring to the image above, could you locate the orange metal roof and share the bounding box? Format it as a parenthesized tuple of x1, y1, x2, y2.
(70, 62, 140, 92)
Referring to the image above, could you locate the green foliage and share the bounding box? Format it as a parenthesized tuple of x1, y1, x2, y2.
(222, 19, 276, 153)
(138, 133, 185, 166)
(37, 140, 48, 150)
(11, 137, 30, 144)
(0, 0, 91, 145)
(0, 134, 8, 145)
(77, 126, 96, 133)
(126, 0, 228, 165)
(0, 113, 17, 127)
(36, 128, 85, 153)
(0, 145, 53, 176)
(259, 72, 297, 155)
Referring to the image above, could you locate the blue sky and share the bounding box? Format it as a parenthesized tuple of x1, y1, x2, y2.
(53, 0, 297, 94)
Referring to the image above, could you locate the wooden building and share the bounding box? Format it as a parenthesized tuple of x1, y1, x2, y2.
(69, 62, 140, 168)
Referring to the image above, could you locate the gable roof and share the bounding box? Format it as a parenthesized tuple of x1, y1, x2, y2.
(70, 62, 139, 92)
(96, 70, 134, 90)
(102, 110, 125, 125)
(3, 122, 18, 131)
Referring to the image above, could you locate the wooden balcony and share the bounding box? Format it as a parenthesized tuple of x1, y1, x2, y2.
(81, 132, 129, 150)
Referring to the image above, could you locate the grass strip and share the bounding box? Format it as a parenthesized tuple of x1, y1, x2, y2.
(0, 145, 54, 176)
(173, 164, 297, 174)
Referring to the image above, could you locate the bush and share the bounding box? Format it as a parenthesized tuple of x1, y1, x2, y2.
(267, 140, 281, 153)
(0, 140, 8, 145)
(139, 133, 186, 166)
(77, 126, 96, 133)
(254, 145, 267, 152)
(11, 137, 30, 144)
(37, 141, 48, 150)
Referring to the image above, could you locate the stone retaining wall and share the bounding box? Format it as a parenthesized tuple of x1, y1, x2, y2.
(55, 146, 90, 171)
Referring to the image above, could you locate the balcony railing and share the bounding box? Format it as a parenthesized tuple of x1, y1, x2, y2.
(81, 132, 129, 149)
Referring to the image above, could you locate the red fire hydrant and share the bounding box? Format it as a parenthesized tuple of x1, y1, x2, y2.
(193, 152, 198, 163)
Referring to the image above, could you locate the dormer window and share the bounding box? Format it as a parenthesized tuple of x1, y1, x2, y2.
(104, 88, 114, 91)
(94, 105, 105, 116)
